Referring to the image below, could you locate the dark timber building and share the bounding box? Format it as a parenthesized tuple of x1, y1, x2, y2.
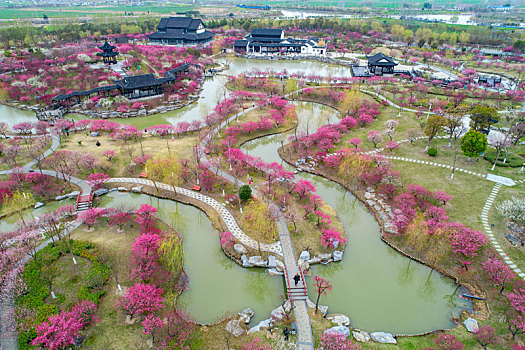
(96, 39, 119, 64)
(52, 64, 190, 104)
(148, 17, 214, 45)
(366, 53, 398, 75)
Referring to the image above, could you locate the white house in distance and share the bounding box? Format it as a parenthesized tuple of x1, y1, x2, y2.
(234, 28, 327, 57)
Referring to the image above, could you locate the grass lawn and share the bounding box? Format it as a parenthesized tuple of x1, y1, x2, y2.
(59, 132, 199, 177)
(69, 113, 171, 130)
(71, 223, 145, 349)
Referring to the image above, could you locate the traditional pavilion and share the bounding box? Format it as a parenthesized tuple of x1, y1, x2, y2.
(96, 39, 119, 64)
(147, 17, 214, 46)
(52, 64, 190, 104)
(233, 28, 327, 57)
(366, 53, 398, 75)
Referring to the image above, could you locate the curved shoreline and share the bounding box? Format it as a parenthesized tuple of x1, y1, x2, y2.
(277, 146, 486, 321)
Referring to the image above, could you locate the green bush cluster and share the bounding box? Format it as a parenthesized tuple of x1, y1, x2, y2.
(483, 149, 524, 167)
(17, 240, 110, 349)
(428, 148, 438, 157)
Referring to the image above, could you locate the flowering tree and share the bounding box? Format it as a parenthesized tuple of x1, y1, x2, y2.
(242, 338, 272, 350)
(131, 232, 161, 281)
(433, 333, 464, 350)
(482, 257, 515, 294)
(348, 138, 362, 149)
(32, 300, 97, 350)
(449, 225, 487, 270)
(102, 150, 115, 161)
(134, 204, 158, 232)
(87, 173, 109, 189)
(321, 227, 346, 248)
(475, 325, 497, 349)
(219, 231, 235, 250)
(79, 208, 105, 229)
(317, 332, 362, 350)
(367, 130, 383, 148)
(313, 275, 332, 314)
(118, 283, 164, 320)
(108, 209, 132, 230)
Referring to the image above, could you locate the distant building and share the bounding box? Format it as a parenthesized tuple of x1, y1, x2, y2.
(233, 29, 327, 57)
(366, 53, 398, 75)
(96, 39, 119, 65)
(148, 17, 214, 46)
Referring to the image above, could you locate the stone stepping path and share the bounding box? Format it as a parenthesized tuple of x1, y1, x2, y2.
(481, 183, 525, 280)
(105, 177, 283, 256)
(384, 155, 487, 179)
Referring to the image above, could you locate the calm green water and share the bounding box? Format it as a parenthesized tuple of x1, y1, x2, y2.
(241, 101, 470, 334)
(0, 104, 36, 127)
(0, 199, 74, 233)
(99, 191, 283, 325)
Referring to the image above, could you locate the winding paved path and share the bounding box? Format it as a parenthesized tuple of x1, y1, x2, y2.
(104, 177, 283, 255)
(199, 105, 314, 349)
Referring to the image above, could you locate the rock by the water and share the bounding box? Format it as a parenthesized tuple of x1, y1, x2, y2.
(108, 188, 118, 192)
(353, 330, 370, 342)
(34, 202, 44, 209)
(233, 244, 247, 254)
(225, 319, 244, 337)
(270, 306, 286, 321)
(131, 186, 143, 193)
(94, 188, 109, 196)
(299, 250, 311, 261)
(370, 332, 397, 344)
(318, 253, 331, 262)
(117, 187, 128, 192)
(238, 308, 254, 324)
(307, 256, 322, 265)
(268, 255, 276, 268)
(66, 191, 80, 199)
(333, 251, 343, 261)
(299, 260, 310, 271)
(248, 319, 272, 334)
(248, 256, 266, 266)
(275, 259, 285, 272)
(326, 314, 350, 326)
(241, 255, 253, 267)
(55, 195, 67, 201)
(323, 326, 350, 340)
(463, 318, 479, 333)
(267, 268, 283, 276)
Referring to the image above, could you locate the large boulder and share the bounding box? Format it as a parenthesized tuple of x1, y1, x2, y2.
(463, 318, 479, 333)
(318, 253, 331, 262)
(333, 251, 343, 262)
(248, 319, 272, 334)
(270, 305, 286, 321)
(267, 268, 283, 276)
(323, 326, 350, 340)
(299, 250, 311, 261)
(131, 186, 143, 193)
(275, 259, 285, 272)
(307, 256, 322, 265)
(34, 202, 44, 209)
(233, 244, 247, 255)
(370, 332, 397, 344)
(352, 330, 370, 342)
(241, 255, 253, 267)
(66, 191, 80, 199)
(225, 319, 244, 337)
(238, 308, 254, 324)
(94, 188, 109, 197)
(268, 255, 277, 268)
(326, 314, 350, 327)
(55, 195, 67, 201)
(248, 256, 267, 267)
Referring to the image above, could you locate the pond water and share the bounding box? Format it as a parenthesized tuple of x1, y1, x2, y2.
(98, 191, 283, 325)
(241, 101, 470, 334)
(0, 198, 75, 234)
(0, 104, 37, 127)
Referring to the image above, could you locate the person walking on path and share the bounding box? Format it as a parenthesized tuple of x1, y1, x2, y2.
(283, 327, 289, 341)
(293, 272, 301, 286)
